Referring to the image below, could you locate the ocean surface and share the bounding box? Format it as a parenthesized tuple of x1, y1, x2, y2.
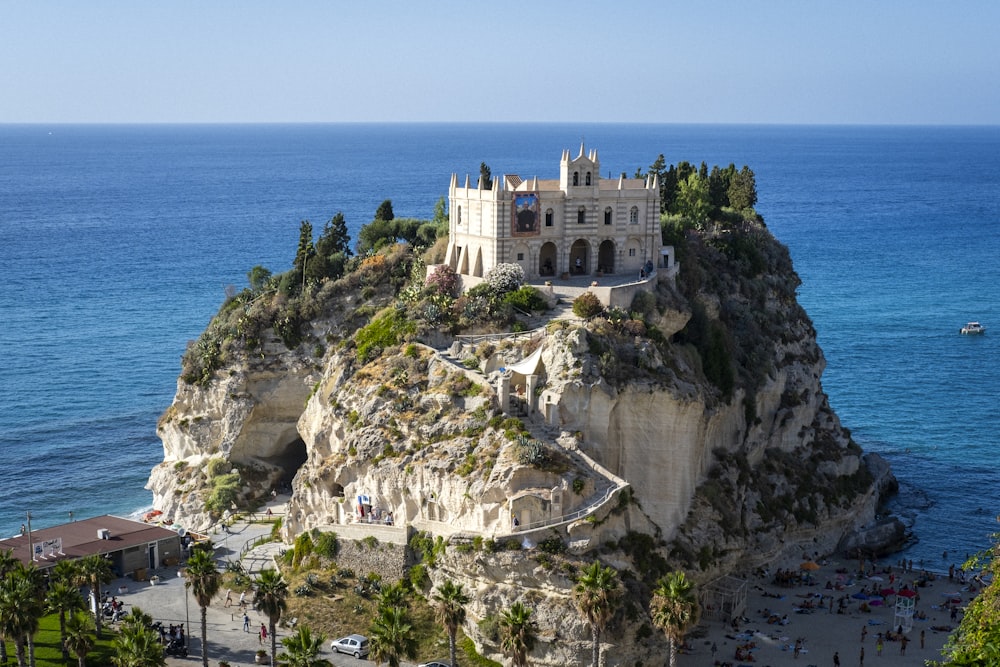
(1, 123, 997, 570)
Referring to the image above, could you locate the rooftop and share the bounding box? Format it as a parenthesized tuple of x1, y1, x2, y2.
(0, 514, 179, 568)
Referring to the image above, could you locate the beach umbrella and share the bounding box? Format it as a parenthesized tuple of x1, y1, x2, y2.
(898, 589, 917, 598)
(868, 575, 884, 582)
(880, 588, 896, 596)
(852, 592, 869, 600)
(800, 561, 821, 571)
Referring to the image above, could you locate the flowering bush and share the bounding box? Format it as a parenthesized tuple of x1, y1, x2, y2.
(485, 262, 525, 295)
(425, 264, 459, 296)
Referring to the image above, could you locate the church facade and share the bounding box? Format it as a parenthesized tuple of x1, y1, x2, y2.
(444, 145, 664, 281)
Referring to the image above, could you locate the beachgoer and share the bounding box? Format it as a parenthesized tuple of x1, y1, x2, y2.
(266, 507, 273, 518)
(900, 635, 908, 655)
(243, 613, 250, 632)
(861, 626, 867, 643)
(860, 646, 864, 666)
(19, 524, 25, 535)
(920, 629, 925, 649)
(239, 590, 247, 609)
(225, 590, 232, 607)
(875, 637, 883, 656)
(260, 623, 267, 644)
(833, 650, 840, 666)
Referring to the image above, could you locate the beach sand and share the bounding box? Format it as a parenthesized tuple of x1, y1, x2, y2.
(686, 557, 973, 666)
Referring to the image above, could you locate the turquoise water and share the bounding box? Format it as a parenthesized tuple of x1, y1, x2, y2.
(1, 124, 997, 569)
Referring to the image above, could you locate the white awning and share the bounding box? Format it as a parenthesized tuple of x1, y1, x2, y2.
(504, 345, 544, 377)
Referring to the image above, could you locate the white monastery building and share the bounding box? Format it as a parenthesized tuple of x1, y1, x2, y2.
(445, 144, 667, 281)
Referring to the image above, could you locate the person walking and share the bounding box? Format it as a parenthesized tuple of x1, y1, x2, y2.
(259, 623, 268, 645)
(833, 650, 840, 666)
(243, 612, 250, 632)
(861, 626, 867, 643)
(860, 646, 864, 666)
(920, 629, 925, 649)
(224, 589, 232, 607)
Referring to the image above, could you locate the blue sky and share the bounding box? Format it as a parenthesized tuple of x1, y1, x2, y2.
(2, 1, 997, 124)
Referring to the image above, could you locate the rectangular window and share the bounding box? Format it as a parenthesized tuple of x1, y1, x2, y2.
(629, 248, 636, 257)
(545, 210, 553, 227)
(516, 253, 524, 261)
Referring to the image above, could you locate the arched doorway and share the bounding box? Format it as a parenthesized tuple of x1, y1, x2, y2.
(539, 242, 557, 276)
(598, 240, 616, 274)
(570, 239, 589, 274)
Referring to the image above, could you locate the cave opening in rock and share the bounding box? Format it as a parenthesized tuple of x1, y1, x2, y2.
(266, 436, 309, 488)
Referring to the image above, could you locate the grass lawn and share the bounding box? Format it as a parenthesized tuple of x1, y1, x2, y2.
(2, 612, 117, 666)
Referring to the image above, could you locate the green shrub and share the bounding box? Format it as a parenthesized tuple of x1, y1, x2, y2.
(312, 531, 339, 559)
(573, 292, 604, 318)
(354, 306, 415, 362)
(502, 285, 548, 312)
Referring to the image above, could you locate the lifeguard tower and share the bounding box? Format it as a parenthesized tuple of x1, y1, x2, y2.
(893, 591, 916, 633)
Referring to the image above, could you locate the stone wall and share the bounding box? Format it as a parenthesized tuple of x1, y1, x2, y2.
(315, 524, 410, 583)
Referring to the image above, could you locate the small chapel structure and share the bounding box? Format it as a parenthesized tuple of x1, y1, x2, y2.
(444, 144, 666, 281)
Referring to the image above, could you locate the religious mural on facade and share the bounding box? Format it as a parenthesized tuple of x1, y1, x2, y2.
(512, 192, 540, 236)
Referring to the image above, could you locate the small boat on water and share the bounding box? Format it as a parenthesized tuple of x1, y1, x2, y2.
(960, 322, 985, 335)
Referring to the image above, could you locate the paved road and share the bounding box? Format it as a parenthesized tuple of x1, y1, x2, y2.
(105, 499, 411, 667)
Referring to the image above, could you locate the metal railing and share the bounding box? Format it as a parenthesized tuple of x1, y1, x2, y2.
(455, 326, 547, 345)
(511, 484, 625, 535)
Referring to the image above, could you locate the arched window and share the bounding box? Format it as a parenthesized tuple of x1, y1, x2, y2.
(545, 209, 554, 227)
(585, 172, 592, 186)
(629, 206, 639, 224)
(604, 207, 613, 225)
(573, 171, 579, 186)
(578, 206, 586, 224)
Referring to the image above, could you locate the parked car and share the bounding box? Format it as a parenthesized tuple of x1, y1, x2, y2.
(331, 634, 370, 658)
(417, 662, 451, 667)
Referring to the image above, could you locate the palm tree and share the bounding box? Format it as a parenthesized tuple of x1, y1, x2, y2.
(64, 613, 95, 667)
(46, 580, 85, 661)
(277, 626, 332, 667)
(253, 567, 288, 667)
(376, 581, 409, 612)
(50, 559, 80, 586)
(112, 618, 166, 667)
(0, 548, 19, 666)
(498, 601, 537, 667)
(432, 580, 470, 667)
(78, 554, 114, 638)
(650, 571, 700, 667)
(369, 605, 418, 667)
(572, 561, 622, 667)
(184, 548, 222, 667)
(119, 606, 155, 633)
(0, 562, 45, 667)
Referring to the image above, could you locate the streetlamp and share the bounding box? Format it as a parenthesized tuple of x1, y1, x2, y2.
(177, 569, 190, 647)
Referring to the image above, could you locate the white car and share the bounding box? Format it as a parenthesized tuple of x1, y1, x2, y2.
(418, 662, 451, 667)
(331, 634, 370, 659)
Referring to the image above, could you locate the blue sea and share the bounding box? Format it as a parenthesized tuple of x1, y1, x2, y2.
(1, 124, 997, 570)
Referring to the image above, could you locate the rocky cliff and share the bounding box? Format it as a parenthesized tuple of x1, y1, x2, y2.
(148, 221, 901, 665)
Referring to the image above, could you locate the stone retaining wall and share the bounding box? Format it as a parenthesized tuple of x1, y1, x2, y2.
(314, 523, 411, 582)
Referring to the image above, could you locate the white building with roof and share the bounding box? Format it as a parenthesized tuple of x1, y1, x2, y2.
(444, 144, 665, 281)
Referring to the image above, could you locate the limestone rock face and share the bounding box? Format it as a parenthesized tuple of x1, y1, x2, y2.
(147, 338, 317, 531)
(148, 225, 899, 666)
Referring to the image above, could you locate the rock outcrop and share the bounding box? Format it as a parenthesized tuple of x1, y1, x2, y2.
(148, 221, 900, 666)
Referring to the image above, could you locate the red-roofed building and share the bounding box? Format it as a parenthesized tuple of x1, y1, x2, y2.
(0, 514, 182, 578)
